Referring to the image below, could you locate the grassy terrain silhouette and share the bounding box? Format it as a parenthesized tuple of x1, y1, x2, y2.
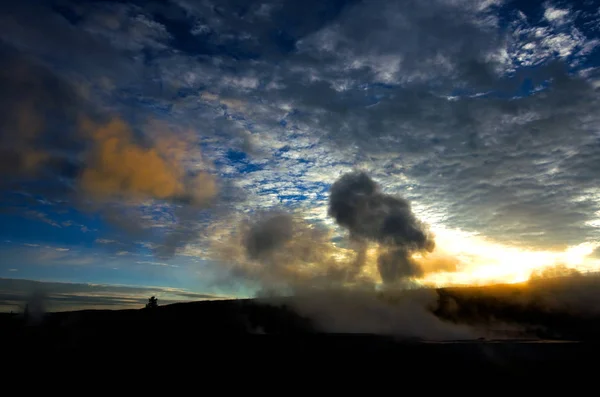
(4, 275, 600, 382)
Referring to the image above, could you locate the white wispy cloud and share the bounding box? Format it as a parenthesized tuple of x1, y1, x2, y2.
(544, 6, 571, 25)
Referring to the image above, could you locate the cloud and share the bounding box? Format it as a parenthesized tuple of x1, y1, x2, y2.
(8, 244, 96, 266)
(76, 3, 172, 52)
(24, 211, 61, 228)
(0, 1, 145, 87)
(79, 118, 185, 200)
(1, 0, 599, 283)
(171, 0, 356, 59)
(136, 260, 178, 268)
(294, 0, 505, 86)
(78, 117, 217, 205)
(0, 41, 219, 258)
(135, 0, 600, 257)
(271, 67, 600, 250)
(204, 1, 597, 252)
(544, 6, 571, 25)
(95, 239, 116, 244)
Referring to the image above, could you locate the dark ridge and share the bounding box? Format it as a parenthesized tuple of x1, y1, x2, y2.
(5, 277, 600, 381)
(2, 302, 599, 382)
(0, 299, 316, 352)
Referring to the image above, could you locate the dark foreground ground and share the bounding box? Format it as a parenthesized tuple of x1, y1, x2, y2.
(3, 290, 600, 384)
(5, 276, 600, 385)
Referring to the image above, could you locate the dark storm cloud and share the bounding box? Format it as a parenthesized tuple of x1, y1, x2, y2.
(329, 171, 434, 283)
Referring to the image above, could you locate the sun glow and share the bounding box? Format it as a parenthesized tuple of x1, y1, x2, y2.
(418, 226, 600, 287)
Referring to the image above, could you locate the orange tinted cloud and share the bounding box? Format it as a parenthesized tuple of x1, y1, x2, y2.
(79, 117, 217, 204)
(0, 52, 217, 209)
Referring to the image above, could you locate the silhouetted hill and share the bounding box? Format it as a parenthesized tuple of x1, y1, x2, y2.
(5, 276, 600, 341)
(0, 298, 315, 353)
(4, 277, 600, 382)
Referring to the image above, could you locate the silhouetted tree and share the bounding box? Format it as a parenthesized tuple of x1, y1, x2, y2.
(146, 296, 158, 309)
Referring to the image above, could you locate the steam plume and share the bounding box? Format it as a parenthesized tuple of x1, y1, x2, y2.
(210, 173, 472, 339)
(328, 171, 434, 284)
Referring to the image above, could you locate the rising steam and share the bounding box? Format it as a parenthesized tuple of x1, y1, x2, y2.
(329, 171, 435, 285)
(211, 172, 475, 338)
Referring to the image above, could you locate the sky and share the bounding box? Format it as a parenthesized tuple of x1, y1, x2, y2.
(1, 0, 600, 311)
